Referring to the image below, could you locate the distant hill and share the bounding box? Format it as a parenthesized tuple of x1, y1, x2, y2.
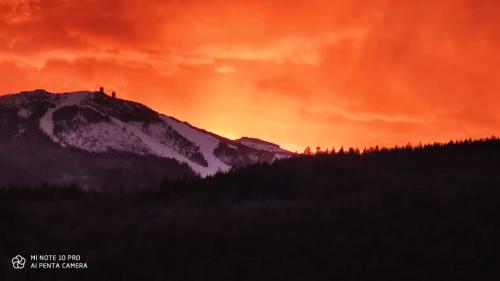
(0, 89, 292, 188)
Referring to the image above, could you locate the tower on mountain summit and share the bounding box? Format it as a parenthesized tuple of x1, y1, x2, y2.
(112, 91, 116, 99)
(99, 87, 104, 94)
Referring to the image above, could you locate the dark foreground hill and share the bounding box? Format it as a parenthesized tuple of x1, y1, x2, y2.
(1, 138, 499, 280)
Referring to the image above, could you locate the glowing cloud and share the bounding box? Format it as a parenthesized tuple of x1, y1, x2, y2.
(0, 0, 498, 150)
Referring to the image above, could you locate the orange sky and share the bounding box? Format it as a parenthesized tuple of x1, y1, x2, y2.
(1, 0, 499, 151)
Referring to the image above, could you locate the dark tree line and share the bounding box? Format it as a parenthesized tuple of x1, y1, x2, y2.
(1, 137, 499, 281)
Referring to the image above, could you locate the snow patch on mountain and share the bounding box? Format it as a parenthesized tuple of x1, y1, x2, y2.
(57, 120, 151, 154)
(39, 92, 89, 143)
(160, 115, 231, 176)
(236, 137, 291, 159)
(111, 117, 213, 176)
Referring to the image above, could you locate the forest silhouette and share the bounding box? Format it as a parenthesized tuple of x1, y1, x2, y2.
(1, 137, 499, 280)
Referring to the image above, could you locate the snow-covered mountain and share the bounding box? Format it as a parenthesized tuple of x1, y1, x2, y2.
(0, 89, 292, 183)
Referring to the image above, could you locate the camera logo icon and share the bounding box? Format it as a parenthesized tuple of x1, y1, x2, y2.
(12, 255, 26, 269)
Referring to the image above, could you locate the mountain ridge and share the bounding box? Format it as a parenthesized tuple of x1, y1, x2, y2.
(0, 89, 292, 187)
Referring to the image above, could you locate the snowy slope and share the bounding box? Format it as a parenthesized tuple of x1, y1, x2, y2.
(39, 92, 89, 143)
(160, 115, 231, 176)
(236, 137, 291, 159)
(0, 90, 289, 177)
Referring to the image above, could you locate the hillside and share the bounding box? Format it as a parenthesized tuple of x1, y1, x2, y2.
(0, 89, 292, 187)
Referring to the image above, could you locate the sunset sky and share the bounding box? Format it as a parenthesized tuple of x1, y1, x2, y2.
(1, 0, 499, 151)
